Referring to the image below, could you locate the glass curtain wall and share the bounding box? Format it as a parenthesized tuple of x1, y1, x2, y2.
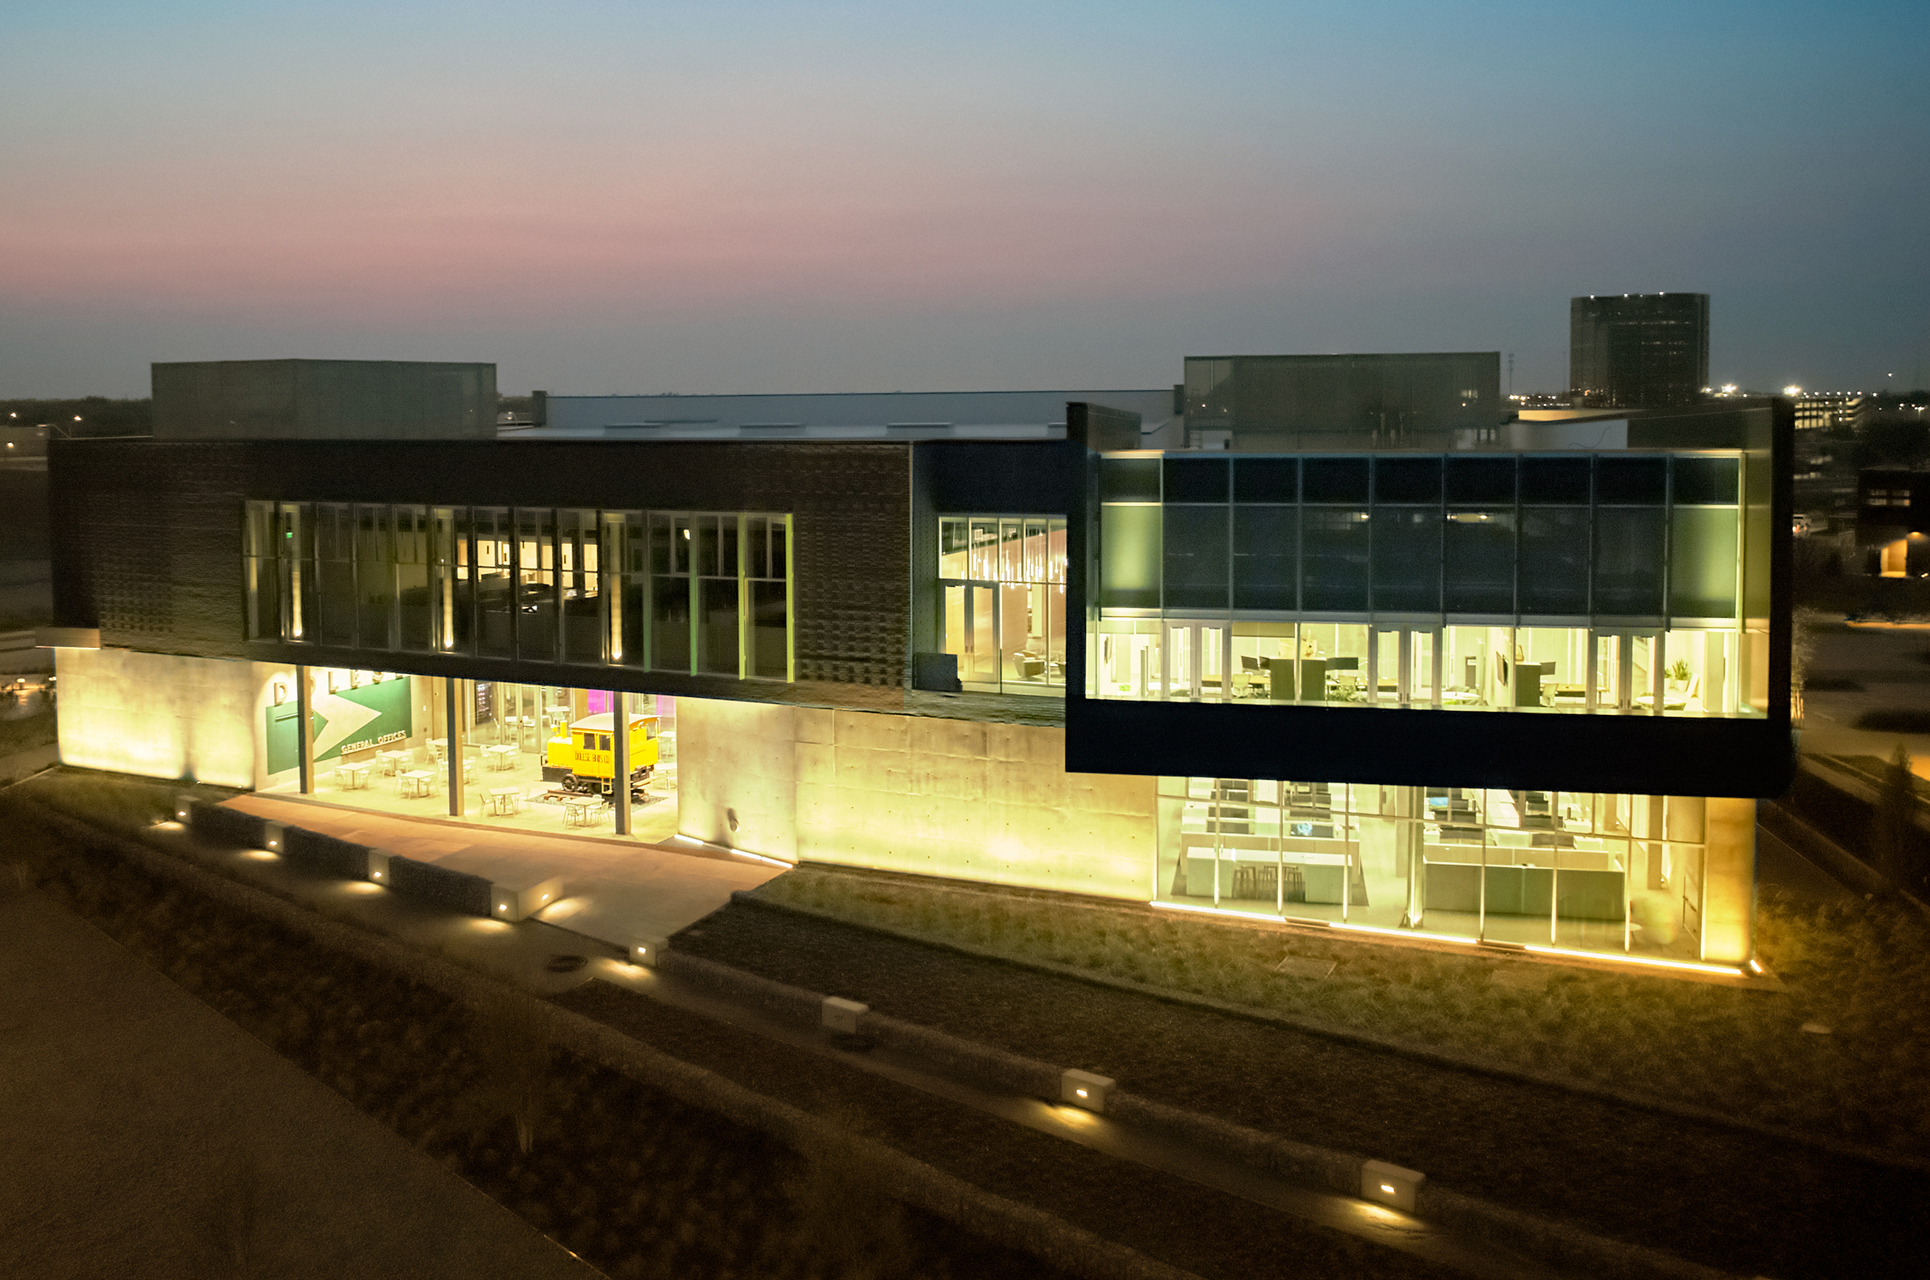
(650, 513, 692, 673)
(244, 501, 306, 642)
(395, 505, 431, 652)
(271, 668, 682, 841)
(558, 508, 602, 665)
(1156, 776, 1716, 961)
(475, 507, 515, 658)
(696, 514, 740, 676)
(356, 505, 395, 651)
(938, 514, 1068, 694)
(246, 502, 791, 682)
(1093, 452, 1752, 718)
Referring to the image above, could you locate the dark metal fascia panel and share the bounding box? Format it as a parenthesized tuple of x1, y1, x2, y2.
(1064, 695, 1795, 798)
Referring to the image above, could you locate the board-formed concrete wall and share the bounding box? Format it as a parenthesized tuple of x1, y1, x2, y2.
(55, 648, 268, 789)
(677, 699, 1154, 900)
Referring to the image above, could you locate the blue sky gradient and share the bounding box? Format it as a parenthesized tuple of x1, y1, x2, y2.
(3, 1, 1926, 396)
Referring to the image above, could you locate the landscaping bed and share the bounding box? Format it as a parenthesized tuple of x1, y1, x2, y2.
(551, 979, 1456, 1280)
(0, 774, 1459, 1280)
(0, 782, 1067, 1280)
(696, 875, 1930, 1280)
(751, 864, 1930, 1153)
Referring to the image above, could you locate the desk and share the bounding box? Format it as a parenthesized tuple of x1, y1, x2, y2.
(484, 744, 519, 771)
(335, 762, 372, 791)
(399, 770, 436, 799)
(562, 795, 600, 828)
(485, 786, 522, 816)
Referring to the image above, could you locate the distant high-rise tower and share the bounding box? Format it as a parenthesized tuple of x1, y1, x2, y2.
(1569, 293, 1709, 409)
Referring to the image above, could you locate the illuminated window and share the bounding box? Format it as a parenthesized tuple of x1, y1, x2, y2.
(937, 514, 1068, 694)
(244, 502, 791, 681)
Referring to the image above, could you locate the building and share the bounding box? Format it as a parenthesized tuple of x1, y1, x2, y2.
(1181, 352, 1499, 450)
(1792, 390, 1865, 433)
(42, 357, 1792, 976)
(2, 422, 50, 459)
(1570, 294, 1711, 410)
(1854, 467, 1930, 575)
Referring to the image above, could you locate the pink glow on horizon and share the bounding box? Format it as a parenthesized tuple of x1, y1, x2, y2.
(2, 172, 1337, 318)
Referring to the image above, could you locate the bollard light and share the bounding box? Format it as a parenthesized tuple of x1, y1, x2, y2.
(1060, 1068, 1115, 1114)
(821, 996, 868, 1035)
(629, 936, 667, 969)
(1361, 1159, 1425, 1212)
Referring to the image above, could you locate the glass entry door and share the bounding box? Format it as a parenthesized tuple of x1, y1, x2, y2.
(1163, 622, 1226, 702)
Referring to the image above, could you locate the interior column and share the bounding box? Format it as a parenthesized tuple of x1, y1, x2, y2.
(445, 677, 462, 816)
(1396, 785, 1425, 927)
(611, 690, 631, 835)
(296, 665, 315, 794)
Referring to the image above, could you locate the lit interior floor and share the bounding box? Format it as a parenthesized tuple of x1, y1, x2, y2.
(268, 744, 681, 845)
(1161, 890, 1699, 960)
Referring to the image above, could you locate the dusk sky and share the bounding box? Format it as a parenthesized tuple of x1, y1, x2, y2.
(4, 0, 1926, 399)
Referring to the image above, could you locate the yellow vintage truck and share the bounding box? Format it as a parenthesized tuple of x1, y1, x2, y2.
(542, 712, 658, 796)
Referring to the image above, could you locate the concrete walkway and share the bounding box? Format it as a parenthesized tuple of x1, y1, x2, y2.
(0, 742, 58, 784)
(226, 792, 782, 952)
(0, 888, 600, 1280)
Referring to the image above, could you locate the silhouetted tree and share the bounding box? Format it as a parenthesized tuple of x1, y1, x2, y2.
(1854, 417, 1930, 469)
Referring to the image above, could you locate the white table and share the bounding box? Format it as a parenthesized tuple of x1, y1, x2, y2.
(335, 762, 372, 791)
(399, 770, 436, 799)
(485, 786, 522, 816)
(484, 744, 519, 771)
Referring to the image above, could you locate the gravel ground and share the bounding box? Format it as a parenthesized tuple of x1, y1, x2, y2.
(553, 980, 1459, 1280)
(669, 900, 1930, 1280)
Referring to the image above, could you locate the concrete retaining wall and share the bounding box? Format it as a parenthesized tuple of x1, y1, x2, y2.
(184, 800, 490, 917)
(281, 826, 375, 881)
(387, 855, 493, 918)
(189, 798, 271, 850)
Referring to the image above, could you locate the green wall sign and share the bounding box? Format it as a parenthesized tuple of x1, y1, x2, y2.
(265, 678, 414, 774)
